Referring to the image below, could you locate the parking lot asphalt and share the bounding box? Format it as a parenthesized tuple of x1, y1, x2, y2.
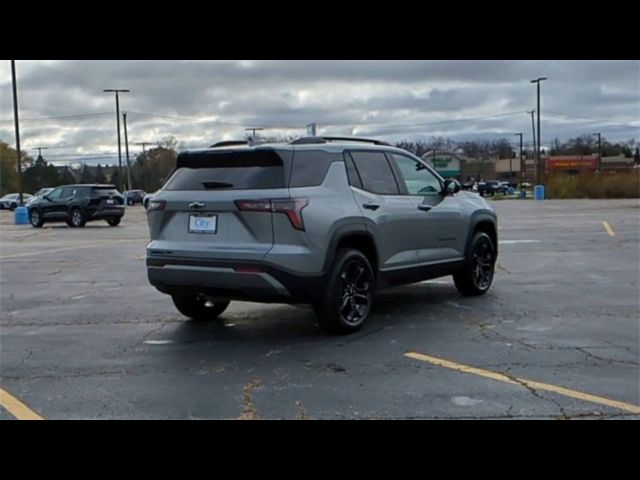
(1, 199, 639, 419)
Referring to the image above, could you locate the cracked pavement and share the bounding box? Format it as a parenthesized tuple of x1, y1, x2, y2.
(1, 199, 638, 419)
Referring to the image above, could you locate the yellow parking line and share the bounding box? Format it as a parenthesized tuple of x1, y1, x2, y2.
(602, 221, 616, 237)
(0, 387, 44, 420)
(0, 239, 136, 260)
(405, 352, 640, 415)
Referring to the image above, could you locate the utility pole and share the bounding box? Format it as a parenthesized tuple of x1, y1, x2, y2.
(134, 142, 153, 155)
(306, 123, 317, 136)
(594, 132, 602, 171)
(11, 61, 24, 207)
(514, 133, 523, 186)
(31, 147, 49, 167)
(527, 110, 536, 183)
(123, 112, 132, 191)
(530, 77, 548, 185)
(103, 89, 130, 191)
(245, 127, 264, 138)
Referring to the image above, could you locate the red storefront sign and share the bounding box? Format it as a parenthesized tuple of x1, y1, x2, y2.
(547, 158, 597, 170)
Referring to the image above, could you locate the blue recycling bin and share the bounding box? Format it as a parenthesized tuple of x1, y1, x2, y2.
(14, 206, 29, 225)
(520, 189, 527, 199)
(534, 185, 545, 201)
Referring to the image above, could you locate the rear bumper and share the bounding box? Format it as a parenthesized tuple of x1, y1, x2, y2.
(89, 206, 125, 219)
(146, 256, 324, 304)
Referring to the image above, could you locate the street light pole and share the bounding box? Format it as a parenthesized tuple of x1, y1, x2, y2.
(527, 110, 536, 183)
(594, 132, 602, 171)
(530, 77, 548, 185)
(10, 60, 24, 207)
(514, 133, 523, 187)
(123, 112, 132, 191)
(103, 89, 130, 191)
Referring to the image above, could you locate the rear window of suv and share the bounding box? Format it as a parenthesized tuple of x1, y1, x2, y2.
(165, 150, 288, 190)
(289, 150, 341, 187)
(91, 187, 120, 197)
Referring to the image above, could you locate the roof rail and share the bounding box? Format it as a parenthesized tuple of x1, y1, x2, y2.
(209, 140, 248, 148)
(290, 136, 391, 146)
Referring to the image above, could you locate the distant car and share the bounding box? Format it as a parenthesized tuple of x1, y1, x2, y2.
(0, 193, 33, 210)
(476, 181, 494, 196)
(27, 188, 54, 206)
(27, 184, 125, 228)
(124, 189, 146, 206)
(33, 187, 54, 198)
(461, 181, 475, 191)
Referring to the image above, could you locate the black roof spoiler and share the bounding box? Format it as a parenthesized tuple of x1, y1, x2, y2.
(209, 140, 249, 148)
(290, 136, 391, 146)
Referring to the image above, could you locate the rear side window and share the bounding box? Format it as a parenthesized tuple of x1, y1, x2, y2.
(344, 152, 363, 189)
(289, 151, 340, 187)
(165, 150, 287, 190)
(91, 188, 119, 197)
(349, 151, 399, 195)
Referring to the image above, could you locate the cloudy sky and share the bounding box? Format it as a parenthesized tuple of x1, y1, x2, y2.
(1, 60, 638, 165)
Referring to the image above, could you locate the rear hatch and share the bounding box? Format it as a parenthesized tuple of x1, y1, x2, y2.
(147, 148, 291, 262)
(88, 186, 124, 209)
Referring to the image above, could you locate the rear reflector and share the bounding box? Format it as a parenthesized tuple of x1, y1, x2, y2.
(234, 265, 265, 273)
(147, 200, 166, 212)
(234, 198, 308, 231)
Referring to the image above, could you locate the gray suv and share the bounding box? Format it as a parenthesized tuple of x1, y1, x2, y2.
(146, 137, 498, 334)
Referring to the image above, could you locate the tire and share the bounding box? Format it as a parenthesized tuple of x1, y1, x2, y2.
(10, 202, 17, 211)
(454, 232, 496, 296)
(106, 217, 121, 227)
(314, 248, 375, 334)
(127, 199, 133, 206)
(29, 209, 44, 228)
(171, 294, 230, 321)
(69, 207, 86, 227)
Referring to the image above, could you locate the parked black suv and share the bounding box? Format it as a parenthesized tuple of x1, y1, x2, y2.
(28, 184, 125, 228)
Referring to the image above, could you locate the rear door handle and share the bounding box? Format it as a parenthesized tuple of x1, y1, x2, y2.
(362, 202, 380, 211)
(417, 204, 432, 212)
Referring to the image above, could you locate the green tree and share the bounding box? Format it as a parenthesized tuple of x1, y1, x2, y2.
(79, 164, 95, 183)
(22, 157, 61, 192)
(1, 142, 20, 195)
(110, 168, 122, 190)
(60, 167, 76, 185)
(95, 164, 107, 184)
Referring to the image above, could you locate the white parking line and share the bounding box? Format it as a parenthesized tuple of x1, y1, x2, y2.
(499, 240, 542, 245)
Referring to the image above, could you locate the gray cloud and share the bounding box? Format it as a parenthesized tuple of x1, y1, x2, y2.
(1, 60, 638, 163)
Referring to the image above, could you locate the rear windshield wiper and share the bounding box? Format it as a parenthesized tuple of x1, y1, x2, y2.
(202, 181, 234, 189)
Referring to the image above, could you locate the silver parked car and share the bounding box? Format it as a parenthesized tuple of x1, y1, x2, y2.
(0, 193, 33, 210)
(146, 137, 498, 334)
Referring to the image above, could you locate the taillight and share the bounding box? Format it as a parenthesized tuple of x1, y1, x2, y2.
(147, 200, 166, 212)
(234, 198, 309, 231)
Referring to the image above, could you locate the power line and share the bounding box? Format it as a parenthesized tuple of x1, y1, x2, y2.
(544, 111, 640, 128)
(0, 112, 113, 123)
(125, 111, 305, 129)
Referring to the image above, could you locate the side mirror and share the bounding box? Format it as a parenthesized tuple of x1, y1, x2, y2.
(43, 195, 50, 201)
(444, 179, 461, 195)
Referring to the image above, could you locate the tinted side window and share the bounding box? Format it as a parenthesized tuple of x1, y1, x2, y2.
(60, 187, 76, 198)
(392, 154, 442, 195)
(47, 188, 63, 200)
(344, 152, 363, 189)
(290, 151, 338, 187)
(350, 151, 399, 195)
